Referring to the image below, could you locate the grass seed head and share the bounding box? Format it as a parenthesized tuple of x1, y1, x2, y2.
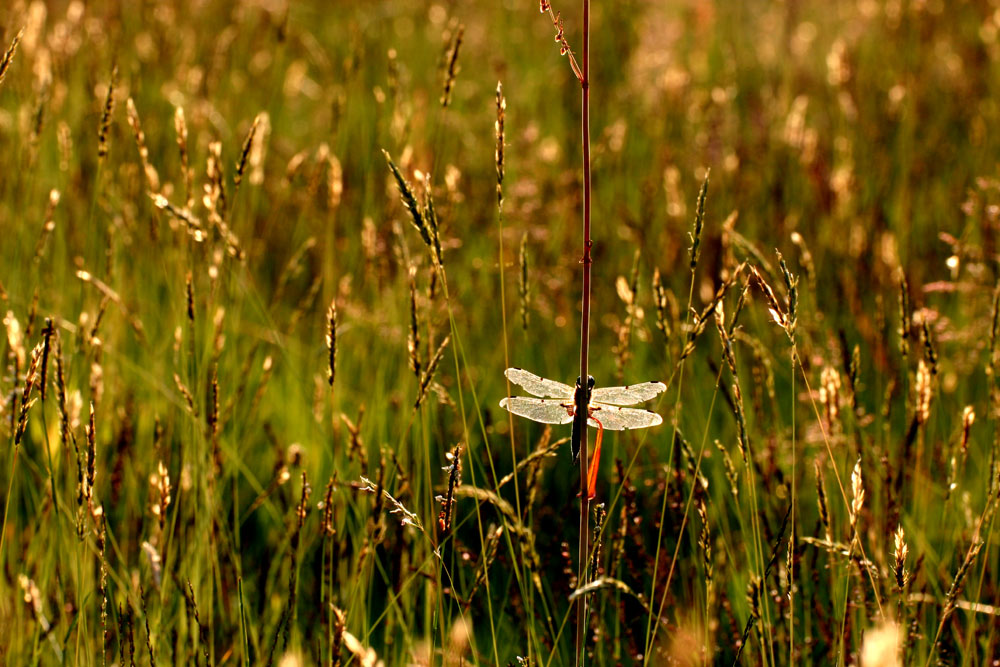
(125, 97, 160, 193)
(893, 525, 908, 591)
(437, 443, 462, 533)
(0, 28, 24, 88)
(850, 457, 865, 532)
(440, 24, 464, 107)
(689, 170, 709, 271)
(96, 63, 118, 160)
(820, 366, 841, 427)
(897, 271, 911, 357)
(235, 113, 263, 189)
(815, 460, 831, 542)
(961, 406, 975, 455)
(327, 298, 337, 387)
(519, 233, 530, 331)
(915, 360, 932, 425)
(495, 81, 505, 207)
(149, 460, 171, 534)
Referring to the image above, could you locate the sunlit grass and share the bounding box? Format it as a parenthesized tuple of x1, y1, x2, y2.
(0, 1, 999, 664)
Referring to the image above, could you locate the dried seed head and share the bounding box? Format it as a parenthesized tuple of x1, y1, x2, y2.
(919, 312, 938, 376)
(234, 113, 263, 189)
(815, 460, 831, 542)
(518, 233, 530, 331)
(96, 63, 118, 160)
(4, 310, 25, 369)
(716, 440, 739, 500)
(850, 457, 864, 531)
(384, 150, 437, 264)
(39, 318, 53, 402)
(33, 189, 60, 264)
(715, 301, 738, 374)
(415, 335, 450, 409)
(54, 334, 71, 451)
(731, 381, 749, 462)
(184, 271, 195, 323)
(326, 299, 337, 387)
(341, 408, 367, 469)
(689, 171, 710, 271)
(819, 366, 841, 426)
(777, 252, 798, 339)
(789, 231, 816, 289)
(296, 471, 311, 523)
(327, 153, 343, 209)
(18, 574, 42, 617)
(149, 461, 172, 533)
(897, 271, 911, 357)
(915, 360, 932, 425)
(0, 28, 24, 88)
(697, 497, 713, 589)
(407, 272, 421, 379)
(15, 342, 43, 445)
(85, 402, 96, 493)
(360, 473, 421, 529)
(125, 97, 160, 193)
(331, 606, 346, 665)
(153, 194, 204, 241)
(437, 444, 463, 533)
(652, 268, 671, 341)
(174, 373, 198, 417)
(961, 406, 975, 455)
(495, 82, 505, 208)
(319, 477, 336, 537)
(440, 24, 464, 107)
(174, 106, 193, 208)
(466, 522, 504, 605)
(893, 525, 908, 590)
(746, 575, 762, 621)
(751, 265, 785, 328)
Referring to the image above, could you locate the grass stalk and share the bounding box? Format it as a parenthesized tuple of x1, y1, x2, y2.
(575, 0, 593, 663)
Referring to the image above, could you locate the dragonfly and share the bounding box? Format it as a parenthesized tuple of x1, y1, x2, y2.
(499, 367, 666, 499)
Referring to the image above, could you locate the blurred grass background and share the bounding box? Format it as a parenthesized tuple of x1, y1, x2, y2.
(2, 0, 1000, 664)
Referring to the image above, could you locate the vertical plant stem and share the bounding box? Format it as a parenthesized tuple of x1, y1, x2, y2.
(576, 0, 592, 664)
(789, 350, 797, 666)
(0, 437, 19, 573)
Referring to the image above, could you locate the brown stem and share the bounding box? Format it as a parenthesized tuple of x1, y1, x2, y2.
(575, 0, 592, 664)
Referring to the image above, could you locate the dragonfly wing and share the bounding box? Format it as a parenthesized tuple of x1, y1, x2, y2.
(588, 403, 663, 431)
(504, 368, 575, 399)
(500, 396, 574, 425)
(591, 381, 667, 406)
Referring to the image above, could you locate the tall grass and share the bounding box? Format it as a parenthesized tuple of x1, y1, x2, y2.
(1, 1, 1000, 664)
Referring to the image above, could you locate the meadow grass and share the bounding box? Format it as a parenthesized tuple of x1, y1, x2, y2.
(2, 0, 1000, 664)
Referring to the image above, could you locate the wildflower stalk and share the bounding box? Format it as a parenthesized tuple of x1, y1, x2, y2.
(574, 1, 593, 663)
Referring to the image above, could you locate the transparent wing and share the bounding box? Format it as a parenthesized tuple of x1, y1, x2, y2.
(504, 368, 575, 399)
(588, 403, 663, 431)
(591, 381, 667, 406)
(500, 397, 575, 425)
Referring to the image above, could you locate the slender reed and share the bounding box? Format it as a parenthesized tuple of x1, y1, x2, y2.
(573, 1, 593, 662)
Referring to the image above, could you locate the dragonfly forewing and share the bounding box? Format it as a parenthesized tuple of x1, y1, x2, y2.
(504, 368, 575, 399)
(499, 396, 575, 425)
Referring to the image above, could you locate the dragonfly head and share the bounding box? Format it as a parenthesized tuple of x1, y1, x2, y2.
(576, 375, 596, 392)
